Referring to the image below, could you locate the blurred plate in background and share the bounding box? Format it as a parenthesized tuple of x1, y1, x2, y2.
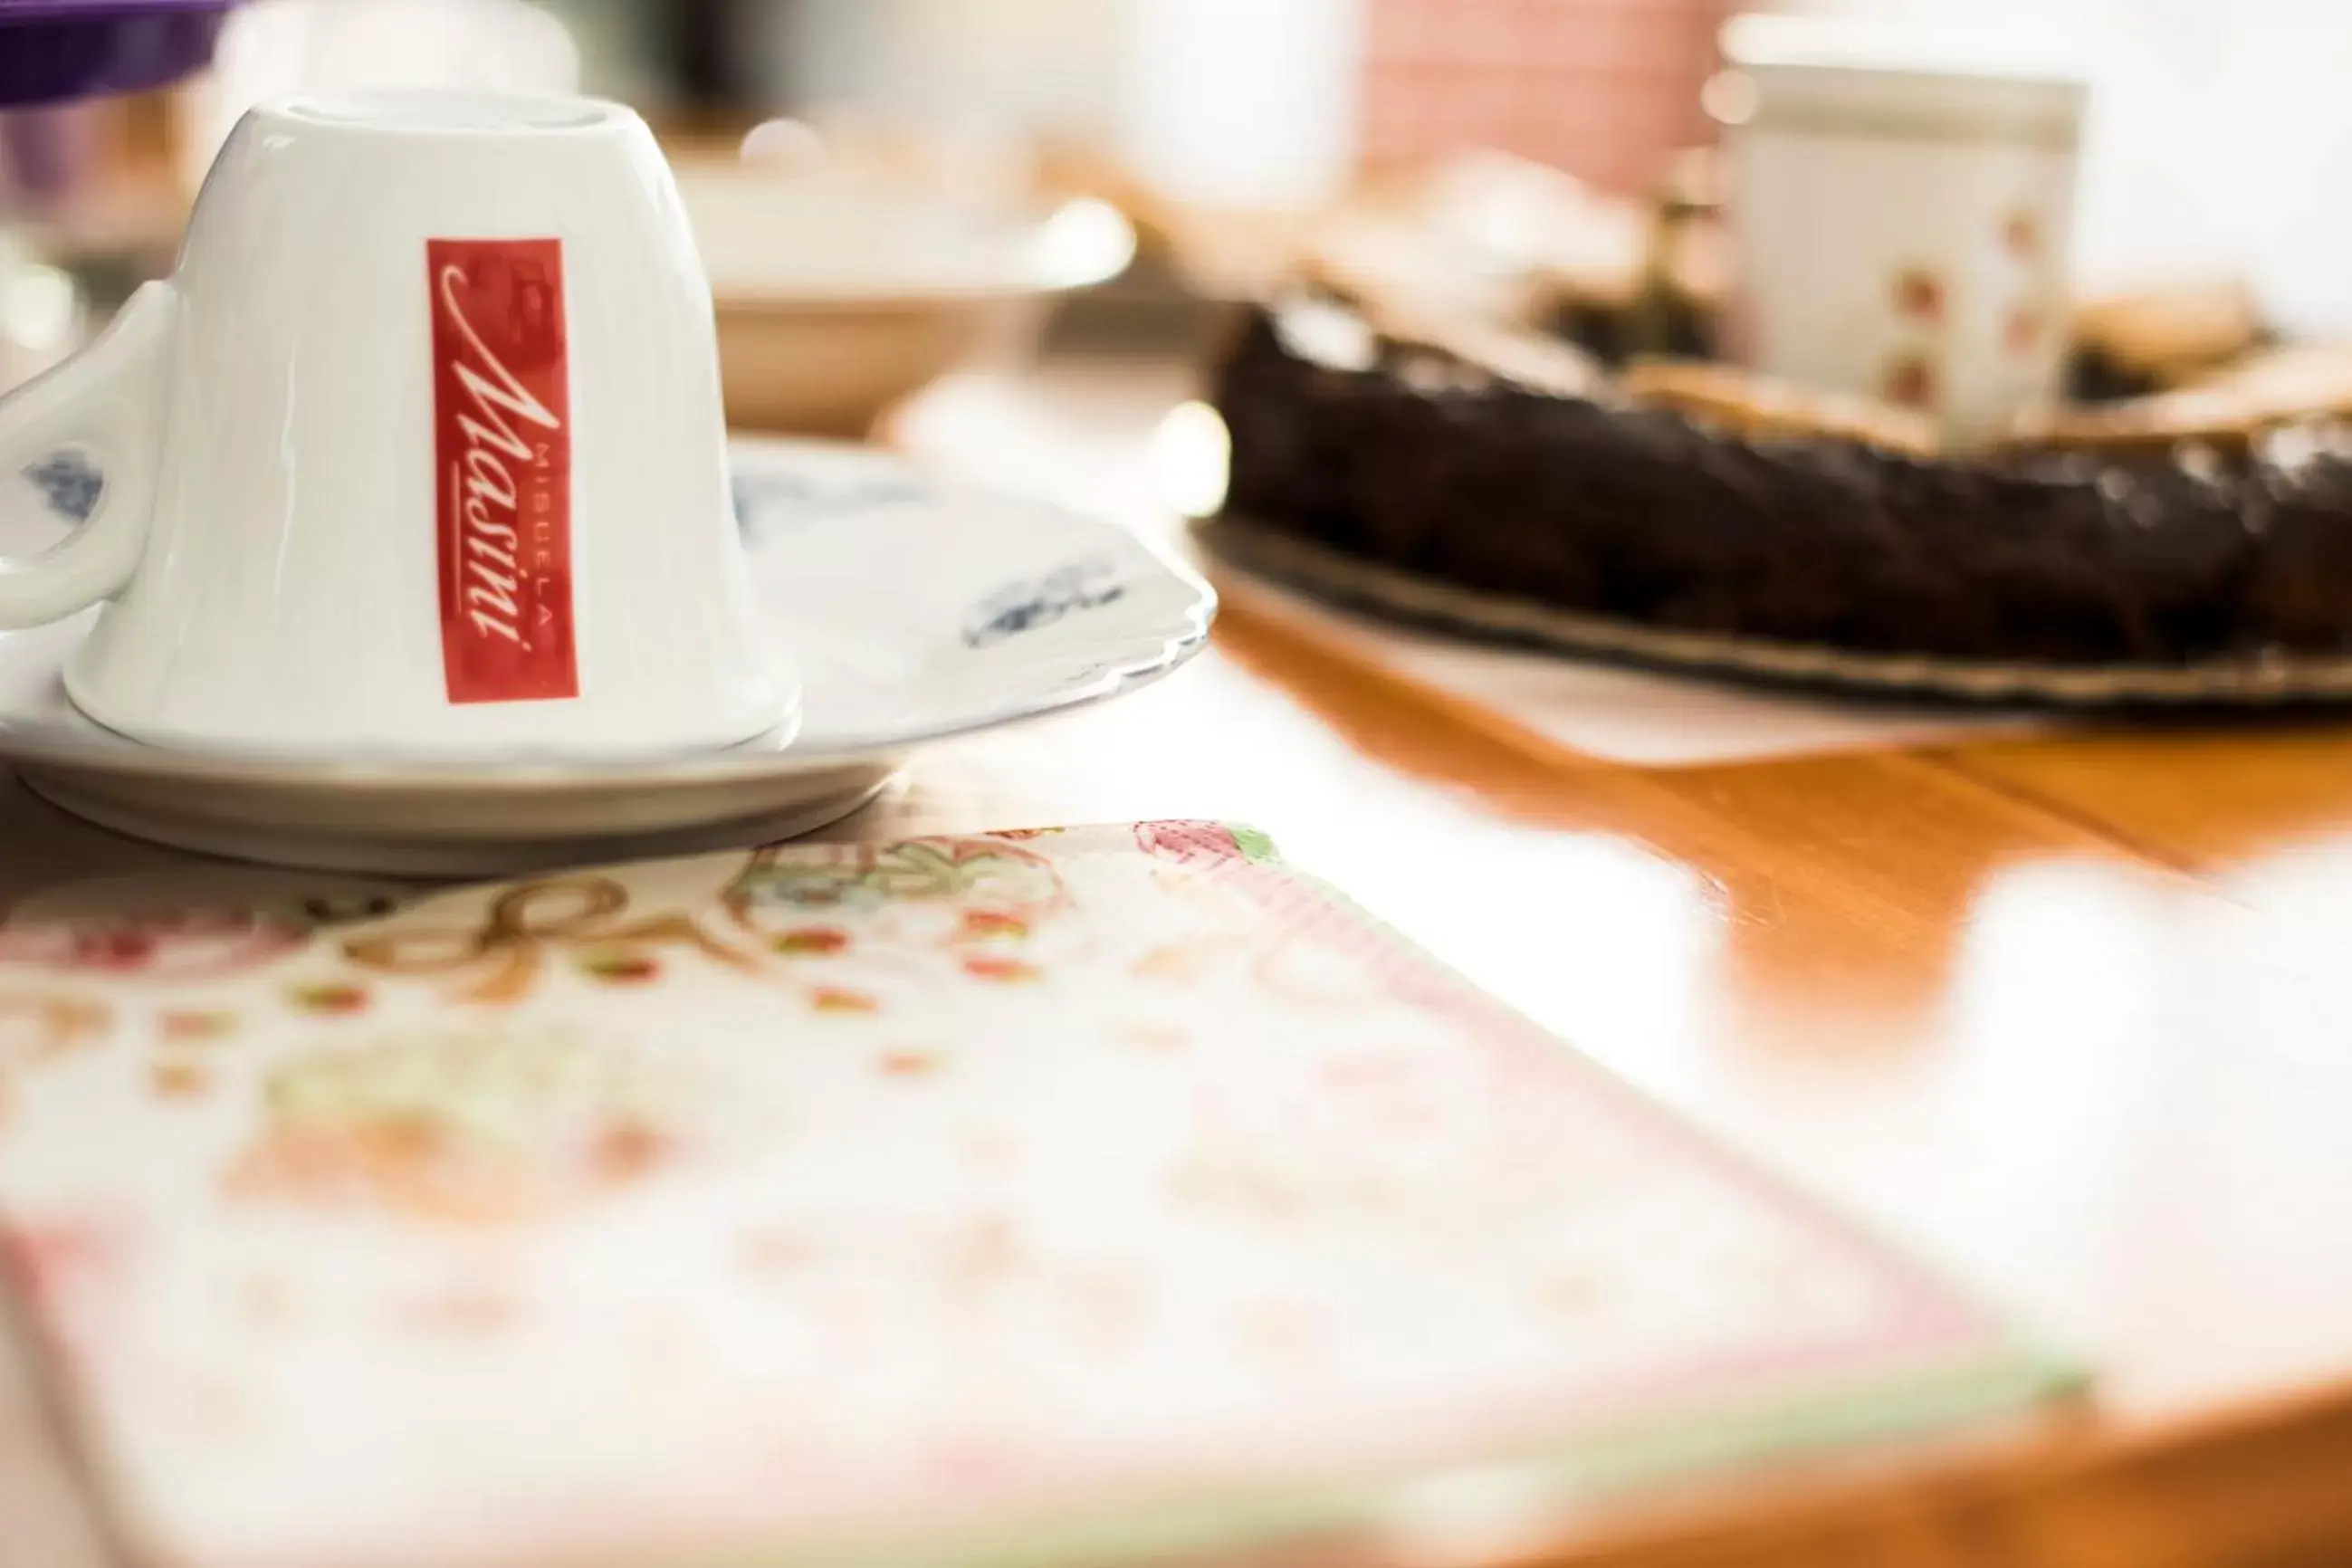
(678, 128, 1133, 436)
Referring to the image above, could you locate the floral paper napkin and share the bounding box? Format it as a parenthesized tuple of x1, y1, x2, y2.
(0, 824, 2073, 1568)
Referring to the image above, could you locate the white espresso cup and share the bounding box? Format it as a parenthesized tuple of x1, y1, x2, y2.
(1716, 16, 2088, 444)
(0, 91, 794, 760)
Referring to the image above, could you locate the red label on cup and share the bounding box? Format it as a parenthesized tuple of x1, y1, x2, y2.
(428, 238, 578, 704)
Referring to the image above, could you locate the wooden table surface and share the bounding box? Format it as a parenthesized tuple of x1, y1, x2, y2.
(876, 362, 2352, 1566)
(5, 359, 2351, 1566)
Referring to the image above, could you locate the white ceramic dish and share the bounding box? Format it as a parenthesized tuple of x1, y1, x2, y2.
(0, 92, 794, 761)
(675, 160, 1133, 436)
(0, 439, 1214, 875)
(1198, 512, 2352, 708)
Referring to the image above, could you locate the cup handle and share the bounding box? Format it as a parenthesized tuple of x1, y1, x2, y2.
(0, 280, 177, 630)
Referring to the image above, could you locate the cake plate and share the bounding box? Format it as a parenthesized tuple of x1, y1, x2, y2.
(1198, 513, 2352, 708)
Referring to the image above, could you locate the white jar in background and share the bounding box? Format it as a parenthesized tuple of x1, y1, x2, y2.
(722, 0, 1366, 215)
(1117, 0, 1366, 213)
(1716, 14, 2087, 443)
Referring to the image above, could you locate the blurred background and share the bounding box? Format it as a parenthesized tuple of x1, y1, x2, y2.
(5, 0, 2351, 433)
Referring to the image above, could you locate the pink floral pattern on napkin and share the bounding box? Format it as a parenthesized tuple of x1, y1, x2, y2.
(0, 826, 2061, 1568)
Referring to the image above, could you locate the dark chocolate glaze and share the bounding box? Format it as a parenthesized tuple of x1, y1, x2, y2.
(1214, 304, 2352, 664)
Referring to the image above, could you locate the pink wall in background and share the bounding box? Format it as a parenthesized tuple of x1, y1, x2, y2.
(1362, 0, 1735, 193)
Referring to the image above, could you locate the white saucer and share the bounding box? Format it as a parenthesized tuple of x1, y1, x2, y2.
(0, 439, 1214, 875)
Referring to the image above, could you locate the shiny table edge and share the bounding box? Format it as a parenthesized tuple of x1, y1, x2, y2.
(1200, 600, 2352, 1568)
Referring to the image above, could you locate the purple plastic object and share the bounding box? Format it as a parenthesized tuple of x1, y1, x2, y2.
(0, 0, 234, 108)
(3, 105, 99, 199)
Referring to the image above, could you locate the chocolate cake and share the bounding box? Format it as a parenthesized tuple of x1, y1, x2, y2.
(1210, 296, 2352, 675)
